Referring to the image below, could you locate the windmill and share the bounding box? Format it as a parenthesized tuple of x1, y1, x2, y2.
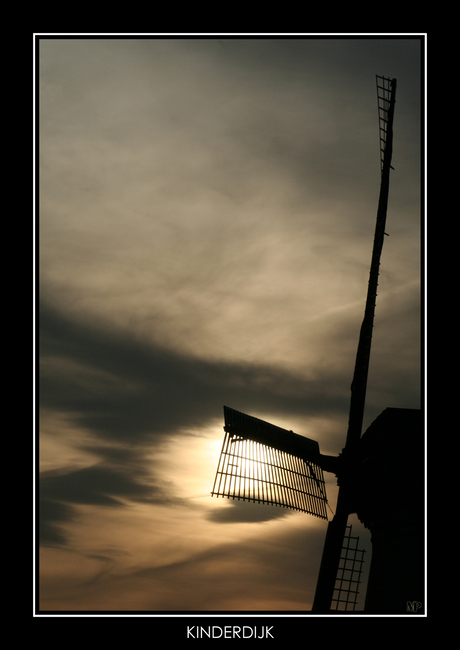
(210, 76, 424, 614)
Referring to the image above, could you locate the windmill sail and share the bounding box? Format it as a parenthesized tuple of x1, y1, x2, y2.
(312, 76, 397, 612)
(330, 525, 366, 612)
(211, 407, 328, 518)
(346, 75, 397, 450)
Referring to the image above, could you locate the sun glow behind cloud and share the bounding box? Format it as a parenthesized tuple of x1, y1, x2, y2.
(40, 417, 332, 611)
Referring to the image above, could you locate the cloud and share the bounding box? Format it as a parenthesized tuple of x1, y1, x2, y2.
(38, 297, 349, 545)
(39, 511, 328, 611)
(207, 499, 291, 524)
(40, 462, 166, 508)
(38, 295, 353, 548)
(39, 300, 353, 443)
(39, 498, 75, 545)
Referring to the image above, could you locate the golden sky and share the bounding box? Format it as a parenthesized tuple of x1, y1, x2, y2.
(37, 35, 423, 617)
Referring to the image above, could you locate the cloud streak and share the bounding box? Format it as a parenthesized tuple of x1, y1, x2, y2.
(39, 300, 356, 442)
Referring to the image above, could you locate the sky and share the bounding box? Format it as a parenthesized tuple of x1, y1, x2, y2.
(36, 35, 424, 617)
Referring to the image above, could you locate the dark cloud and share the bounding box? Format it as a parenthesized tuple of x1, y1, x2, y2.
(38, 298, 350, 545)
(207, 499, 290, 524)
(39, 449, 182, 546)
(39, 300, 352, 444)
(39, 497, 75, 545)
(41, 464, 161, 507)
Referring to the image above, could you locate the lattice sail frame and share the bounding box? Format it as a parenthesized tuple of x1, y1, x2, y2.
(211, 406, 328, 519)
(331, 525, 366, 612)
(376, 75, 396, 172)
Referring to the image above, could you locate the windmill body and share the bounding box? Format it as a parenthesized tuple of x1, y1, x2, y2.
(210, 77, 424, 614)
(349, 408, 424, 612)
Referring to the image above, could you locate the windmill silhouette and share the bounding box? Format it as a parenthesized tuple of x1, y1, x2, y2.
(211, 76, 424, 614)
